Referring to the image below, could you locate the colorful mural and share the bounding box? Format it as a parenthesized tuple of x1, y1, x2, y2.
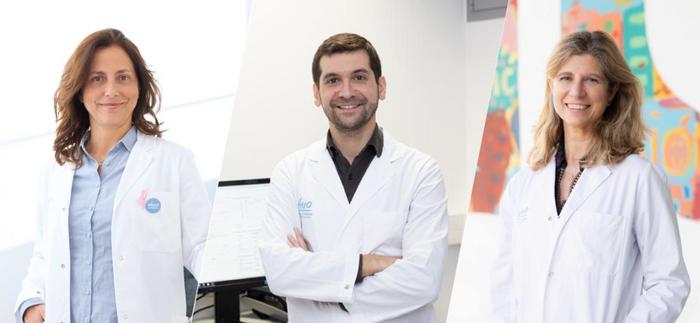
(470, 0, 520, 213)
(562, 0, 700, 220)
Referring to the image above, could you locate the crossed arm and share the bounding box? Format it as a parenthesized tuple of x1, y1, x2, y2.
(259, 157, 448, 321)
(287, 227, 401, 278)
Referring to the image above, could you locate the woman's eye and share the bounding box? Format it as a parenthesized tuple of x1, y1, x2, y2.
(119, 74, 130, 81)
(90, 75, 103, 82)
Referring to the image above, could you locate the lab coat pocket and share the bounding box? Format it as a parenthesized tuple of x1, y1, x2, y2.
(133, 191, 180, 252)
(575, 211, 625, 274)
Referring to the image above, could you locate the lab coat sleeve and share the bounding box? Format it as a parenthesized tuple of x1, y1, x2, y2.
(14, 162, 50, 322)
(625, 163, 690, 323)
(343, 158, 448, 321)
(178, 149, 211, 280)
(489, 174, 518, 323)
(259, 157, 360, 303)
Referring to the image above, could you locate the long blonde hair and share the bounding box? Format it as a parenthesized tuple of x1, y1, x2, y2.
(528, 30, 647, 170)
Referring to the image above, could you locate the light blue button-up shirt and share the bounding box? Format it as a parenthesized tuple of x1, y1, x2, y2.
(19, 127, 137, 323)
(69, 127, 136, 323)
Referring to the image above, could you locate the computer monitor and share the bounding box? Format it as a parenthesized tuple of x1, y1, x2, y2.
(198, 178, 270, 293)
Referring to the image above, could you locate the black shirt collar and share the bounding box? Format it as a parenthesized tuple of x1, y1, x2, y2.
(326, 124, 384, 158)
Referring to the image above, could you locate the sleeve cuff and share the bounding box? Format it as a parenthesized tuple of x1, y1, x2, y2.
(338, 252, 360, 302)
(16, 297, 44, 323)
(340, 254, 364, 313)
(355, 254, 364, 283)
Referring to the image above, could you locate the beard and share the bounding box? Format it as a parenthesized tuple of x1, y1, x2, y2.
(324, 95, 378, 134)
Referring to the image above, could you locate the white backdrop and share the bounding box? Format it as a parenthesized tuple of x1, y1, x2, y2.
(0, 1, 248, 321)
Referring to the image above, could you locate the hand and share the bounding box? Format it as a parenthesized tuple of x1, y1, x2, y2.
(287, 227, 310, 251)
(361, 254, 402, 278)
(23, 304, 45, 323)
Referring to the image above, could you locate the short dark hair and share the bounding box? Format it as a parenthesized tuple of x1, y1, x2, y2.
(53, 28, 162, 167)
(312, 33, 382, 85)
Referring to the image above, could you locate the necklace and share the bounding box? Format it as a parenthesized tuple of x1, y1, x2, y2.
(557, 166, 583, 213)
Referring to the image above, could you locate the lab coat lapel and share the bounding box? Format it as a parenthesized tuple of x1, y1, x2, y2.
(308, 140, 350, 208)
(49, 163, 75, 208)
(530, 159, 558, 216)
(558, 163, 612, 222)
(114, 132, 154, 208)
(51, 162, 75, 220)
(348, 142, 396, 216)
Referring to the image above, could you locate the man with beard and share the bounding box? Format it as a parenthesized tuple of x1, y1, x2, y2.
(258, 33, 448, 323)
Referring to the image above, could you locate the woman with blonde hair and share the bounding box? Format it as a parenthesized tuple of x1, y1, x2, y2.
(15, 28, 210, 323)
(490, 30, 690, 323)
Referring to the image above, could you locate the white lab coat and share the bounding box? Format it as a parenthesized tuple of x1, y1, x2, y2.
(259, 132, 448, 323)
(490, 154, 690, 323)
(15, 132, 211, 323)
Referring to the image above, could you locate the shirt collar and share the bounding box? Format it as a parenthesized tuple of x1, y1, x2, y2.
(80, 126, 138, 156)
(120, 126, 138, 152)
(326, 124, 384, 158)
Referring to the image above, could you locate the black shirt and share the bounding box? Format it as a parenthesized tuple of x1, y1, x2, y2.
(326, 125, 384, 203)
(554, 140, 584, 215)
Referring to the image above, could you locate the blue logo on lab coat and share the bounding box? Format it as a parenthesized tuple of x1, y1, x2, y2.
(298, 199, 313, 218)
(145, 198, 161, 214)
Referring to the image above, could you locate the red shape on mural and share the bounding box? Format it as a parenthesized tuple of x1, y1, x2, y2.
(471, 110, 514, 213)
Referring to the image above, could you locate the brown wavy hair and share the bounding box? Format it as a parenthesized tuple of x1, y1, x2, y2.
(53, 28, 162, 167)
(528, 30, 647, 170)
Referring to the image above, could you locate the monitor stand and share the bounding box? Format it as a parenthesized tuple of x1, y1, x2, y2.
(214, 289, 241, 323)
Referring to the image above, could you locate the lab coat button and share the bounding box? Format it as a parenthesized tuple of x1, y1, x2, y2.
(344, 284, 350, 290)
(60, 263, 65, 269)
(547, 216, 552, 222)
(119, 256, 124, 261)
(61, 207, 66, 212)
(35, 290, 40, 294)
(123, 313, 128, 320)
(548, 271, 554, 278)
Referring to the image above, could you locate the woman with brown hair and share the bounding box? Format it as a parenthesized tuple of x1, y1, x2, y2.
(14, 28, 210, 323)
(490, 31, 690, 323)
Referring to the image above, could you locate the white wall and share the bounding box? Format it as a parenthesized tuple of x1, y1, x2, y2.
(221, 0, 470, 217)
(447, 14, 505, 323)
(220, 0, 486, 321)
(449, 0, 700, 322)
(0, 1, 248, 322)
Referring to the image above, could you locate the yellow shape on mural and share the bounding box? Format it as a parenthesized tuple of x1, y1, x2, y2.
(612, 0, 633, 8)
(663, 128, 693, 177)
